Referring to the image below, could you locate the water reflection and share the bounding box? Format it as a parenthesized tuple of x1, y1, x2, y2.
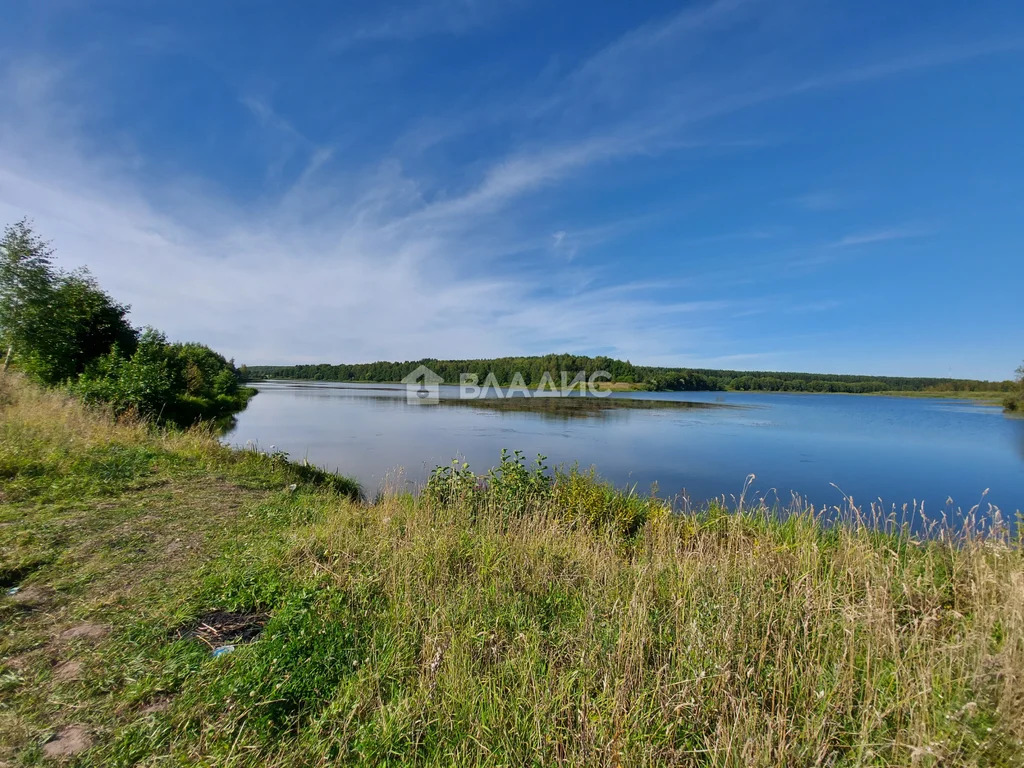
(429, 393, 733, 420)
(227, 382, 1024, 516)
(251, 380, 737, 421)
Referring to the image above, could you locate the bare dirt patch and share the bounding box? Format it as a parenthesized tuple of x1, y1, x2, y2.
(10, 584, 55, 609)
(41, 725, 93, 758)
(57, 623, 109, 642)
(53, 659, 83, 682)
(176, 610, 267, 648)
(2, 652, 33, 671)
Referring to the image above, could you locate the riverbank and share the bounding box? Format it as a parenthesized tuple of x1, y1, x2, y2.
(865, 389, 1009, 404)
(2, 376, 1022, 765)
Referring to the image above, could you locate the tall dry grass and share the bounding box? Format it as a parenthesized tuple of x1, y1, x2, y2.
(0, 372, 225, 452)
(0, 373, 233, 505)
(288, 477, 1024, 766)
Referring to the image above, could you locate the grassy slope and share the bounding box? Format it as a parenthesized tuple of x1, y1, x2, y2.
(1, 376, 1023, 767)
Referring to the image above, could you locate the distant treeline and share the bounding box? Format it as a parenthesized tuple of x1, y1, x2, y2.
(242, 356, 1015, 395)
(641, 368, 1015, 394)
(244, 355, 636, 388)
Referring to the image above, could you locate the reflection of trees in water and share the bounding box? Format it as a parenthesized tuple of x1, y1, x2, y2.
(433, 395, 731, 422)
(256, 382, 739, 422)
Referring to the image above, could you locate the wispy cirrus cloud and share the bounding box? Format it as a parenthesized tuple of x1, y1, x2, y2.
(0, 61, 740, 366)
(370, 1, 1023, 233)
(329, 0, 525, 49)
(240, 95, 336, 185)
(828, 227, 931, 249)
(790, 191, 845, 212)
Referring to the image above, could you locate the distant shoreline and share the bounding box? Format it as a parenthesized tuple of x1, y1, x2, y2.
(250, 377, 1009, 405)
(242, 355, 1015, 402)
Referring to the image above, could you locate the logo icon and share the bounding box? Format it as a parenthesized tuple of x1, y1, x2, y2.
(401, 364, 444, 404)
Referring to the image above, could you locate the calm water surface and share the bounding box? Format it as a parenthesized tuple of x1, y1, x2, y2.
(227, 381, 1024, 517)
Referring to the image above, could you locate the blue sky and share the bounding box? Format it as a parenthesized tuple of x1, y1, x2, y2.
(1, 0, 1022, 378)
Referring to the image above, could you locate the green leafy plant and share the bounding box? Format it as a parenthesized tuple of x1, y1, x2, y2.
(425, 459, 479, 507)
(484, 449, 552, 515)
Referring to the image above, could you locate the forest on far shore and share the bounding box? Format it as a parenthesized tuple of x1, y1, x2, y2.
(243, 356, 1017, 395)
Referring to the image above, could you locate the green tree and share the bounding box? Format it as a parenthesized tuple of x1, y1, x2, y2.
(0, 219, 55, 372)
(44, 270, 137, 382)
(0, 220, 136, 383)
(2, 219, 252, 425)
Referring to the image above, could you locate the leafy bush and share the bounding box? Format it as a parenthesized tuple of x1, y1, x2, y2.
(425, 459, 479, 507)
(1004, 362, 1024, 413)
(426, 450, 552, 515)
(73, 330, 175, 416)
(551, 466, 666, 537)
(484, 449, 552, 514)
(426, 451, 666, 539)
(72, 329, 253, 426)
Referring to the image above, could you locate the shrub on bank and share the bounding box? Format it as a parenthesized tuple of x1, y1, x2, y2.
(1006, 364, 1023, 413)
(426, 449, 668, 538)
(72, 329, 254, 425)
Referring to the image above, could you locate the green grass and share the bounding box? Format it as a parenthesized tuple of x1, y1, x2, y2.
(864, 389, 1012, 405)
(1, 374, 1022, 766)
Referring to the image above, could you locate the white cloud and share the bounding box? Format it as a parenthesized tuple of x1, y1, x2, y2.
(0, 64, 731, 365)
